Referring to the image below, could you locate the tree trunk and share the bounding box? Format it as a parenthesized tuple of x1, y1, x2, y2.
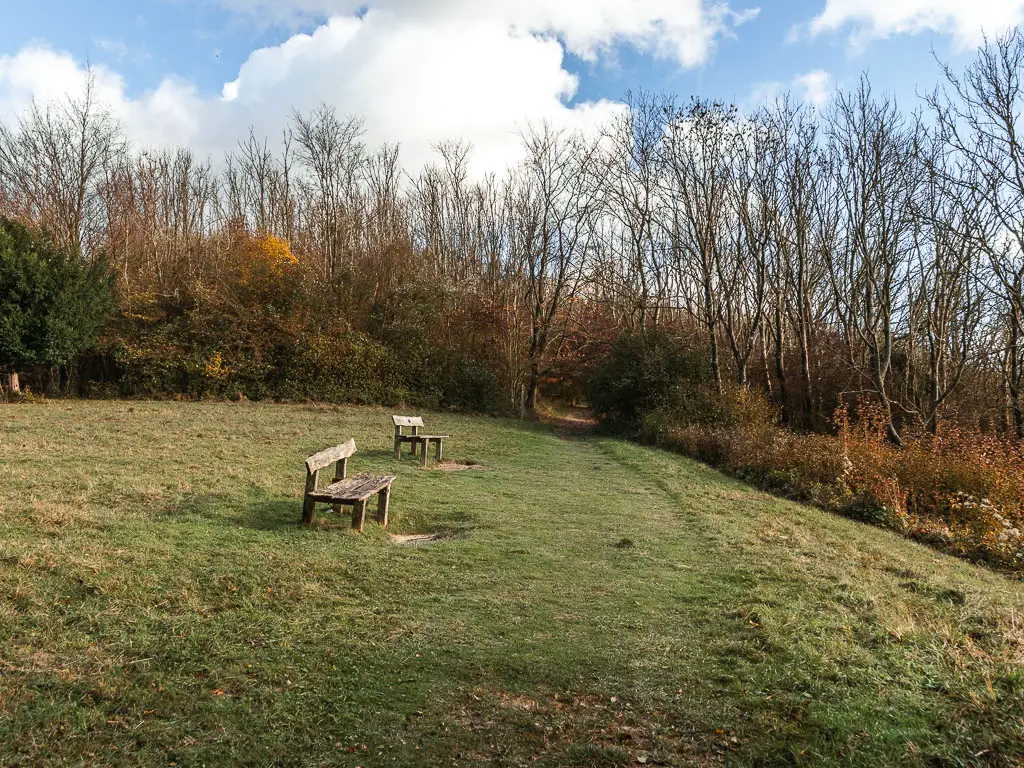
(798, 322, 813, 430)
(6, 371, 20, 395)
(708, 319, 722, 395)
(702, 258, 722, 395)
(1011, 308, 1024, 440)
(760, 323, 772, 396)
(1011, 358, 1024, 441)
(525, 361, 540, 416)
(774, 301, 789, 427)
(926, 350, 941, 436)
(877, 387, 903, 447)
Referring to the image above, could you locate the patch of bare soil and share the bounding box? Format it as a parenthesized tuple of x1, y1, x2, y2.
(442, 687, 728, 766)
(424, 461, 494, 472)
(390, 532, 453, 546)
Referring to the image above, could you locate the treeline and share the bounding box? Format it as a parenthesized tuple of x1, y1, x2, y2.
(2, 32, 1024, 441)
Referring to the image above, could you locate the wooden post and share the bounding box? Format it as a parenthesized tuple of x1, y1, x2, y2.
(519, 384, 525, 419)
(435, 439, 443, 463)
(420, 439, 429, 468)
(393, 426, 402, 459)
(376, 486, 391, 527)
(302, 469, 319, 525)
(351, 499, 367, 532)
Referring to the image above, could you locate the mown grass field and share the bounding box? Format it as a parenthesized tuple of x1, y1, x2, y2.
(0, 401, 1023, 766)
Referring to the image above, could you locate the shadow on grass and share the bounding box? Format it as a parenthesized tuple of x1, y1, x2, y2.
(357, 447, 406, 461)
(156, 491, 306, 531)
(158, 478, 483, 536)
(229, 499, 306, 530)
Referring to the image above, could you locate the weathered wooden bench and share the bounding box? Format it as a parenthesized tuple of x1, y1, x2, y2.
(302, 439, 395, 531)
(392, 415, 449, 467)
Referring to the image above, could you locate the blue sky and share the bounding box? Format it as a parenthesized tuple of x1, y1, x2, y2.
(0, 1, 1018, 173)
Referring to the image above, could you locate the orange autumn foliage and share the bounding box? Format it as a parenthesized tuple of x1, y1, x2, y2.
(223, 228, 300, 306)
(237, 233, 297, 286)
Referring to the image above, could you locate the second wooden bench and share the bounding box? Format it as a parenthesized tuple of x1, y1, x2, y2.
(392, 415, 449, 467)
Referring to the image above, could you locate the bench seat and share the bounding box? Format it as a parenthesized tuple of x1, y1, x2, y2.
(307, 474, 396, 503)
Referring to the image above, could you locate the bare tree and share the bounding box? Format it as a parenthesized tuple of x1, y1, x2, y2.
(826, 78, 923, 445)
(0, 73, 123, 256)
(722, 113, 772, 388)
(593, 91, 671, 334)
(763, 98, 834, 427)
(102, 147, 218, 296)
(902, 133, 987, 433)
(224, 128, 297, 240)
(514, 122, 598, 413)
(663, 98, 740, 393)
(291, 105, 365, 285)
(931, 29, 1024, 438)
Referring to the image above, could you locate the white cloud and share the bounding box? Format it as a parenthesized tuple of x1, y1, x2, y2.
(0, 2, 757, 176)
(804, 0, 1024, 50)
(0, 10, 636, 176)
(746, 69, 834, 111)
(0, 47, 128, 115)
(0, 46, 207, 151)
(0, 0, 761, 176)
(794, 70, 832, 108)
(215, 11, 629, 173)
(219, 0, 760, 69)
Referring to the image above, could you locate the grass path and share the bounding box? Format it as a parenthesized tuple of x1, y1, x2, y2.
(0, 401, 1022, 766)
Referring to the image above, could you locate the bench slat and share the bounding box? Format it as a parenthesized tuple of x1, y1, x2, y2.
(306, 439, 357, 473)
(392, 415, 425, 427)
(308, 474, 396, 503)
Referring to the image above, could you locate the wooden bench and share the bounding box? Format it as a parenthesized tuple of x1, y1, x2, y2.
(302, 439, 395, 531)
(392, 415, 449, 467)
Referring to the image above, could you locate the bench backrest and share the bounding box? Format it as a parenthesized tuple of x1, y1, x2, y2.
(306, 438, 356, 474)
(392, 416, 424, 428)
(392, 415, 424, 437)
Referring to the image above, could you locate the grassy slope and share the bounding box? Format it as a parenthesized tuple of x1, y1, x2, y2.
(0, 401, 1022, 767)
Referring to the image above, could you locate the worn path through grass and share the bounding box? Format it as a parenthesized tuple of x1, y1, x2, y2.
(0, 401, 1022, 766)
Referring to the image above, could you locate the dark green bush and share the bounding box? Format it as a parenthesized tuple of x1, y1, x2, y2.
(289, 330, 406, 404)
(97, 285, 508, 412)
(589, 329, 714, 433)
(0, 219, 113, 381)
(441, 357, 502, 413)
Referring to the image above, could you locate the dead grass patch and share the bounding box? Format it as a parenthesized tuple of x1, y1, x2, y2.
(424, 460, 494, 472)
(390, 532, 455, 546)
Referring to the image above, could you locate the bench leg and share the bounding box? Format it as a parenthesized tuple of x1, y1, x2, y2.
(331, 501, 342, 516)
(410, 438, 417, 457)
(352, 499, 367, 532)
(393, 437, 401, 459)
(420, 439, 429, 467)
(302, 496, 316, 526)
(376, 485, 391, 527)
(436, 440, 443, 463)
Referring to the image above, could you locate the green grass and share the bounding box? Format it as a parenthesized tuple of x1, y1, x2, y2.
(1, 401, 1022, 766)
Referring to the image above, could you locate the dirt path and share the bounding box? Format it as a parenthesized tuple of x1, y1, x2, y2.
(540, 406, 598, 439)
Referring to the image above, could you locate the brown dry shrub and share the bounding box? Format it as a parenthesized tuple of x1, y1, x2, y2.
(650, 397, 1024, 572)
